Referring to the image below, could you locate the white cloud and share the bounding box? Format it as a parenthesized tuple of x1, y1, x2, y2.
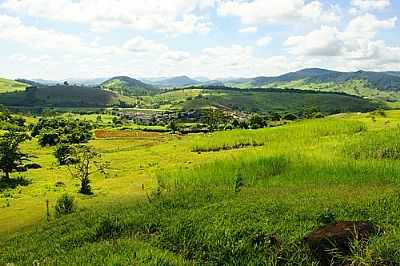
(123, 36, 169, 54)
(161, 51, 190, 63)
(0, 15, 195, 79)
(299, 1, 341, 24)
(0, 15, 82, 50)
(1, 0, 215, 35)
(350, 0, 390, 14)
(285, 26, 342, 56)
(0, 1, 399, 80)
(256, 36, 272, 47)
(284, 14, 400, 71)
(342, 13, 397, 41)
(239, 27, 258, 33)
(188, 45, 297, 78)
(217, 0, 340, 25)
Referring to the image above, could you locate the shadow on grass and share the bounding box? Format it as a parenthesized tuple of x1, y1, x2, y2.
(0, 176, 32, 192)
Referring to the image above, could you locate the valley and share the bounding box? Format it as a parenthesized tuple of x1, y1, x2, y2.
(1, 69, 400, 264)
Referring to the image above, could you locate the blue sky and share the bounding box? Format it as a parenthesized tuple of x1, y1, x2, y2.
(0, 0, 399, 80)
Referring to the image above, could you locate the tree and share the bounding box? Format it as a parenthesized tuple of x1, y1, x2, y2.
(65, 145, 108, 195)
(202, 109, 224, 131)
(96, 115, 103, 124)
(38, 130, 59, 146)
(0, 105, 26, 131)
(54, 143, 75, 165)
(167, 120, 180, 133)
(249, 114, 266, 129)
(32, 118, 93, 146)
(0, 131, 31, 179)
(283, 113, 298, 121)
(303, 107, 320, 119)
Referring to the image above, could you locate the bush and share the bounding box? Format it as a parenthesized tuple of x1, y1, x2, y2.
(32, 118, 93, 147)
(317, 209, 336, 225)
(54, 194, 75, 218)
(38, 130, 59, 146)
(95, 216, 124, 240)
(283, 113, 298, 121)
(54, 144, 71, 165)
(234, 171, 244, 192)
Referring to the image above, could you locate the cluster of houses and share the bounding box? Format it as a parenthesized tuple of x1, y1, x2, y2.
(114, 109, 204, 126)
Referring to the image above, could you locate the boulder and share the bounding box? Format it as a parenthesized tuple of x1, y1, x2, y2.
(25, 163, 42, 169)
(304, 221, 381, 264)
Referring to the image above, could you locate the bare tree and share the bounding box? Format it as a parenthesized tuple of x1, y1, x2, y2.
(65, 145, 108, 195)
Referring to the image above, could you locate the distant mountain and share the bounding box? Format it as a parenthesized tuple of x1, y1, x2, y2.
(228, 68, 400, 91)
(27, 78, 108, 87)
(31, 79, 60, 86)
(101, 76, 158, 96)
(140, 77, 169, 83)
(386, 71, 400, 77)
(152, 76, 200, 88)
(193, 77, 210, 82)
(65, 78, 108, 86)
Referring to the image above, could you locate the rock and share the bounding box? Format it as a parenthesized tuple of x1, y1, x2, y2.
(304, 221, 381, 265)
(15, 166, 27, 172)
(25, 163, 42, 169)
(55, 181, 65, 187)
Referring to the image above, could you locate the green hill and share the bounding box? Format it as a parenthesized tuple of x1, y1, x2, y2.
(226, 69, 400, 102)
(0, 85, 120, 107)
(232, 68, 400, 91)
(172, 87, 381, 115)
(0, 78, 28, 93)
(101, 76, 159, 96)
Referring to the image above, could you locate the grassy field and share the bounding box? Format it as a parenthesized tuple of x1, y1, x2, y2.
(0, 78, 28, 93)
(1, 111, 400, 264)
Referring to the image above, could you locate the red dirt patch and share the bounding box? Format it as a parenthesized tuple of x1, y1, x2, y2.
(95, 130, 162, 139)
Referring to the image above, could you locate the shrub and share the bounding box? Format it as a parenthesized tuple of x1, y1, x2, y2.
(317, 209, 336, 225)
(54, 144, 74, 165)
(249, 114, 266, 129)
(95, 216, 124, 240)
(32, 118, 93, 147)
(54, 194, 75, 218)
(38, 130, 59, 146)
(234, 171, 244, 193)
(283, 113, 298, 121)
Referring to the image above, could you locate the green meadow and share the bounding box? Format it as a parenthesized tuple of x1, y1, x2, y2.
(1, 110, 400, 264)
(0, 79, 28, 93)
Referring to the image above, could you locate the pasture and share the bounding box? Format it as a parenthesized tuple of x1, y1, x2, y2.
(1, 110, 400, 264)
(0, 79, 28, 93)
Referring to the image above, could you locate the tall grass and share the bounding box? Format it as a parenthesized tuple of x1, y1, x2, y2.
(3, 115, 400, 265)
(345, 126, 400, 160)
(188, 118, 367, 155)
(157, 154, 290, 191)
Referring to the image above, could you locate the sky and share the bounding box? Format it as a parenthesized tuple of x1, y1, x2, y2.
(0, 0, 399, 80)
